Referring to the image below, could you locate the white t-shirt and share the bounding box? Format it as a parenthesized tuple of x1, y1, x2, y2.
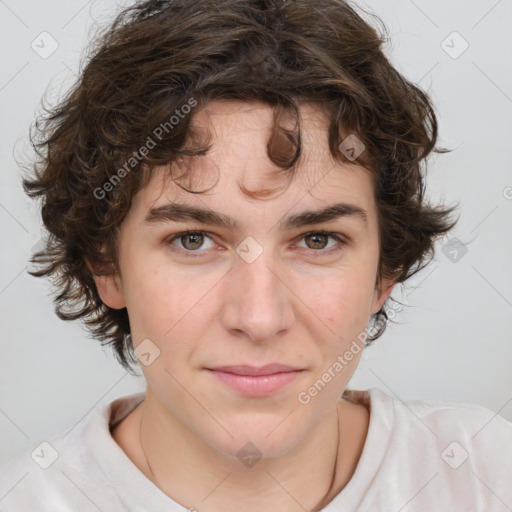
(1, 387, 511, 511)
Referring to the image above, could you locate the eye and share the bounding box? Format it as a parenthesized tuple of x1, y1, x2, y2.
(165, 230, 347, 257)
(166, 231, 216, 255)
(295, 231, 347, 253)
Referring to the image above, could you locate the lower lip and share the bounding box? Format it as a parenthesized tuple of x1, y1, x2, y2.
(206, 369, 303, 396)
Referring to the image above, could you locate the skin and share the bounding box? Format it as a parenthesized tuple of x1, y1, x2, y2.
(92, 100, 395, 512)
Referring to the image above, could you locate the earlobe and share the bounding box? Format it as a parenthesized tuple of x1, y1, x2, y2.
(371, 277, 395, 315)
(86, 259, 126, 310)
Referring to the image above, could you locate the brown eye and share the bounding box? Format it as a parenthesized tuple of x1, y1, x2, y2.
(296, 232, 346, 253)
(304, 233, 329, 250)
(167, 231, 215, 255)
(179, 232, 205, 250)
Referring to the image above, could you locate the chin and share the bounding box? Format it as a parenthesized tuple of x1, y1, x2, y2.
(203, 419, 306, 462)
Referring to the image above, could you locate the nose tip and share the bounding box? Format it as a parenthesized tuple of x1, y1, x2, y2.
(220, 252, 295, 343)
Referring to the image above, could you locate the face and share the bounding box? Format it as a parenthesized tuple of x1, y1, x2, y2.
(94, 100, 394, 460)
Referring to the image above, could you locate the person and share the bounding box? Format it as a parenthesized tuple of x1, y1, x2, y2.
(1, 0, 511, 510)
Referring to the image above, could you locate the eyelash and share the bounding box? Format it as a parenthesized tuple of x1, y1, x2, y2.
(165, 230, 347, 258)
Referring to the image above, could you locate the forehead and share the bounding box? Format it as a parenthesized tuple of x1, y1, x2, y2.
(132, 100, 376, 226)
(192, 99, 335, 170)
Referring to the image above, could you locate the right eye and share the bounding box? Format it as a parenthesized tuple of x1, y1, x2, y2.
(166, 230, 217, 256)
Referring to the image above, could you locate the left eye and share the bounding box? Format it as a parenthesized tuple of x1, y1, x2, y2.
(166, 230, 346, 256)
(297, 232, 345, 251)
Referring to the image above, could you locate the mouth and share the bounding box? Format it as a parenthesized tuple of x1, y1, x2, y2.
(204, 364, 305, 396)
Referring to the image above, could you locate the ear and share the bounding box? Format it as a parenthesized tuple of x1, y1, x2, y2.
(370, 276, 395, 315)
(86, 259, 126, 310)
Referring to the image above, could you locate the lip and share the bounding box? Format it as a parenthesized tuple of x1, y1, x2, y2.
(208, 364, 301, 376)
(205, 364, 304, 396)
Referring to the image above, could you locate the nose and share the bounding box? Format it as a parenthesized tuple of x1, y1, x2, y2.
(220, 247, 295, 344)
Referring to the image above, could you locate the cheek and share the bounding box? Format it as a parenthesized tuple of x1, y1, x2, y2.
(120, 255, 176, 340)
(303, 273, 373, 387)
(124, 262, 217, 354)
(307, 267, 376, 330)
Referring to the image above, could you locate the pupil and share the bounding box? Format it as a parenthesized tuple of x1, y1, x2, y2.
(308, 234, 326, 249)
(184, 233, 202, 250)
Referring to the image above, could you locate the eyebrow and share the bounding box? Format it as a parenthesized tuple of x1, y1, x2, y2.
(145, 201, 368, 230)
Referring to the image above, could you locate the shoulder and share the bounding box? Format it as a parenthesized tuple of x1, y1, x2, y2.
(341, 387, 512, 508)
(387, 390, 512, 472)
(0, 433, 96, 511)
(361, 387, 512, 448)
(0, 392, 145, 511)
(374, 388, 512, 493)
(379, 388, 512, 441)
(346, 387, 512, 474)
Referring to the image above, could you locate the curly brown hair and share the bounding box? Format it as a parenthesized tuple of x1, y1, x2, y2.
(22, 0, 458, 375)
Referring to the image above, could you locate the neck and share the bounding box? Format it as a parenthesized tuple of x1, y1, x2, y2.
(138, 394, 343, 512)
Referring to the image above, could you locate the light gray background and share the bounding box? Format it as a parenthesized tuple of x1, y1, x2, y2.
(1, 0, 511, 466)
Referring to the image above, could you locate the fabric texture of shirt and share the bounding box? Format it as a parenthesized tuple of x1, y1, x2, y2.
(1, 387, 511, 511)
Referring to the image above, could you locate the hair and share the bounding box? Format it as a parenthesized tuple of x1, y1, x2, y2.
(22, 0, 458, 375)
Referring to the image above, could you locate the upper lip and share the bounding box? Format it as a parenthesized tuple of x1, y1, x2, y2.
(207, 364, 302, 376)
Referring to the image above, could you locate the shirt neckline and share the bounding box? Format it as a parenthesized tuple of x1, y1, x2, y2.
(80, 387, 394, 510)
(320, 387, 395, 510)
